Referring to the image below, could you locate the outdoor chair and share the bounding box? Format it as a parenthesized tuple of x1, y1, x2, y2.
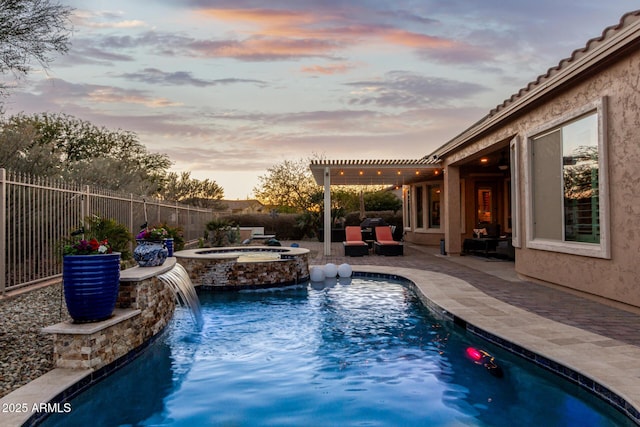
(343, 226, 369, 256)
(374, 226, 403, 256)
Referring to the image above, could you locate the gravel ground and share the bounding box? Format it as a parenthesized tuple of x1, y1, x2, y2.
(0, 283, 70, 398)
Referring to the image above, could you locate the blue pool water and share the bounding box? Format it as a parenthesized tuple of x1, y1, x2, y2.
(42, 277, 633, 426)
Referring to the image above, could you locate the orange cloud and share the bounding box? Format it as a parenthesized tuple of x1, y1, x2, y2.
(194, 8, 477, 63)
(300, 63, 358, 75)
(190, 37, 339, 60)
(382, 29, 456, 49)
(88, 88, 181, 108)
(200, 8, 316, 27)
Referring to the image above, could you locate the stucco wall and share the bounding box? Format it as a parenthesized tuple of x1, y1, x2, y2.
(403, 230, 443, 246)
(448, 49, 640, 308)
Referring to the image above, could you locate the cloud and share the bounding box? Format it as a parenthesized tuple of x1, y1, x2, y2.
(72, 9, 148, 29)
(87, 87, 182, 108)
(301, 63, 359, 75)
(22, 78, 181, 109)
(56, 44, 135, 67)
(116, 68, 268, 87)
(345, 71, 489, 109)
(192, 7, 490, 64)
(185, 36, 342, 61)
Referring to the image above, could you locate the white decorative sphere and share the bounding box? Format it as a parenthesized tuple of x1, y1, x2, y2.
(310, 266, 326, 282)
(337, 263, 352, 278)
(323, 263, 338, 278)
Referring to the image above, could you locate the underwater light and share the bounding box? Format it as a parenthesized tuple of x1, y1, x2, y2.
(466, 347, 504, 378)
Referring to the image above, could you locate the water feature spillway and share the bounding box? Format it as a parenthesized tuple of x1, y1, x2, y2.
(158, 263, 204, 330)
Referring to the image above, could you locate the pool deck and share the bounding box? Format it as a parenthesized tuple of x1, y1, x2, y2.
(2, 240, 640, 425)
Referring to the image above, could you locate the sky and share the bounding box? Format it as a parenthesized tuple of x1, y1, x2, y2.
(1, 1, 636, 199)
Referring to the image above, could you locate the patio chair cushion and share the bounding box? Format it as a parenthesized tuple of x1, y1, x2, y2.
(374, 226, 403, 256)
(343, 226, 369, 256)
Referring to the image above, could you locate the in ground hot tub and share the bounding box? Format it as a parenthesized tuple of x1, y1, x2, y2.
(174, 246, 310, 290)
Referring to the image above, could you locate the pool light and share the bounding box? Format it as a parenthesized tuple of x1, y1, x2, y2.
(466, 346, 504, 378)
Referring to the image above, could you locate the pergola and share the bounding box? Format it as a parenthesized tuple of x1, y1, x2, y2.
(309, 159, 440, 255)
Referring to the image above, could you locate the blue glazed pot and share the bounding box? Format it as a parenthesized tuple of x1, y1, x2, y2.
(63, 253, 121, 323)
(164, 238, 174, 257)
(133, 240, 168, 267)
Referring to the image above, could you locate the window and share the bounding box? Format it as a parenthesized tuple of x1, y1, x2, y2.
(416, 186, 424, 229)
(403, 185, 411, 229)
(525, 99, 609, 258)
(411, 183, 441, 231)
(428, 184, 441, 229)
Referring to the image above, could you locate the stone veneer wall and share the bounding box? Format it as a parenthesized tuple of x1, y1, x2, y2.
(44, 259, 177, 370)
(177, 249, 310, 289)
(117, 272, 176, 340)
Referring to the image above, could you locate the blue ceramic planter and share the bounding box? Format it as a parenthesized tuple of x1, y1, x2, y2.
(164, 238, 174, 257)
(133, 240, 168, 267)
(63, 253, 121, 323)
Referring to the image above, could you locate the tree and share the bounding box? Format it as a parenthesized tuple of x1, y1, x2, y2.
(158, 171, 224, 207)
(364, 190, 402, 213)
(0, 0, 73, 97)
(253, 158, 320, 212)
(0, 113, 172, 194)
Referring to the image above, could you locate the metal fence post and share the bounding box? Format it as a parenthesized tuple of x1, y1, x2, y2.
(83, 185, 91, 222)
(0, 168, 6, 294)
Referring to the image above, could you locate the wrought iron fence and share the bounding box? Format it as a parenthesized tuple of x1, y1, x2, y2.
(0, 168, 216, 294)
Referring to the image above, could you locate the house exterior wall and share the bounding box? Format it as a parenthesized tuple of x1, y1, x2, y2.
(440, 47, 640, 308)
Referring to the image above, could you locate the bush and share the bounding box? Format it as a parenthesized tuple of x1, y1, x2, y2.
(156, 222, 185, 251)
(344, 210, 402, 227)
(205, 218, 240, 247)
(83, 215, 134, 260)
(220, 213, 304, 240)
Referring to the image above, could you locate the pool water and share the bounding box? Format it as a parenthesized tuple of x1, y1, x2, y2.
(42, 277, 633, 426)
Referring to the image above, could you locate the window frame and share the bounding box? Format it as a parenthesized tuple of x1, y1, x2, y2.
(510, 136, 521, 248)
(524, 97, 610, 259)
(410, 182, 443, 233)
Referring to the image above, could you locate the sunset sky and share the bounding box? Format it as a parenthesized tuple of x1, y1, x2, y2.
(2, 1, 635, 199)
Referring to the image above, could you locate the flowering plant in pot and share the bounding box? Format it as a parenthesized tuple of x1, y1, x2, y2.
(136, 226, 168, 242)
(62, 218, 128, 323)
(63, 238, 112, 255)
(134, 226, 169, 267)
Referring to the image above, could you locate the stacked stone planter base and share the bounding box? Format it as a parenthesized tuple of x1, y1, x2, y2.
(43, 259, 178, 371)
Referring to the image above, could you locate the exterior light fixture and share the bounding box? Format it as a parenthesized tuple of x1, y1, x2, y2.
(498, 153, 509, 171)
(480, 158, 489, 163)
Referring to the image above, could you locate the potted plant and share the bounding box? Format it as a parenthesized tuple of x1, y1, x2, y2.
(134, 226, 169, 267)
(156, 222, 185, 256)
(62, 236, 121, 323)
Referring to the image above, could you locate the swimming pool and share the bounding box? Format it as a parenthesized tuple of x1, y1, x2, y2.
(41, 277, 633, 426)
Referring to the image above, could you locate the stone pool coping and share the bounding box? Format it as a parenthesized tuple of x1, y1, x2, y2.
(174, 245, 310, 260)
(1, 265, 639, 426)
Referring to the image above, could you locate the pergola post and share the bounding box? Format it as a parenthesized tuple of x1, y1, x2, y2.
(323, 167, 331, 256)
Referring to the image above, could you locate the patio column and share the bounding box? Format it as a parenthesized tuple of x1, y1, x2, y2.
(444, 165, 462, 255)
(323, 167, 331, 256)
